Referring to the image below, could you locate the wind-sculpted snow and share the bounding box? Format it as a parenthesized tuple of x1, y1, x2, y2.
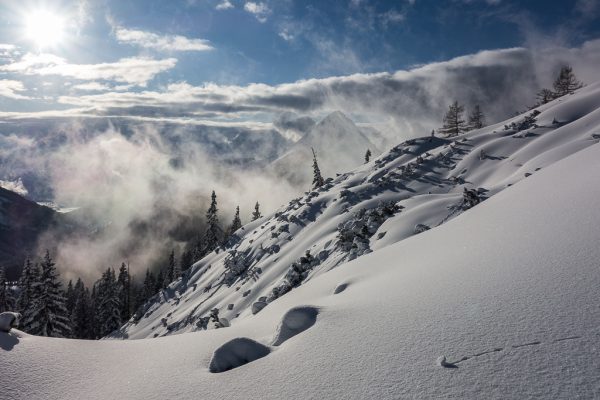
(208, 337, 270, 373)
(115, 82, 600, 341)
(272, 306, 318, 346)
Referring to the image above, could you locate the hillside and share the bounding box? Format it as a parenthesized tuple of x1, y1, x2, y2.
(115, 82, 600, 341)
(0, 187, 59, 278)
(2, 88, 600, 398)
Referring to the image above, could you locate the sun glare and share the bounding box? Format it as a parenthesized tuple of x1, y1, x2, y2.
(25, 10, 65, 49)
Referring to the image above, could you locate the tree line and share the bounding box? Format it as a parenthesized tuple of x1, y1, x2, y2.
(0, 195, 264, 339)
(436, 65, 584, 137)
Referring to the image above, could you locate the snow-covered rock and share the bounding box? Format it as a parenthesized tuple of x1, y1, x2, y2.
(0, 312, 21, 332)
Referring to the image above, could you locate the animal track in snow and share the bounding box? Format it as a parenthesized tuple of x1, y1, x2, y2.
(439, 335, 586, 369)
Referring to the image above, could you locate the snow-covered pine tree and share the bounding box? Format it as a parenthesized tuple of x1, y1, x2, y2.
(179, 249, 194, 273)
(553, 65, 583, 97)
(143, 269, 157, 301)
(468, 105, 485, 130)
(252, 202, 262, 221)
(155, 268, 166, 292)
(311, 147, 325, 188)
(17, 258, 39, 320)
(364, 149, 372, 163)
(96, 268, 122, 337)
(203, 190, 222, 254)
(24, 251, 72, 338)
(117, 263, 131, 323)
(172, 251, 182, 282)
(90, 285, 100, 338)
(440, 101, 467, 137)
(0, 266, 8, 313)
(71, 278, 91, 339)
(228, 206, 242, 236)
(166, 250, 175, 284)
(65, 279, 76, 316)
(536, 88, 555, 105)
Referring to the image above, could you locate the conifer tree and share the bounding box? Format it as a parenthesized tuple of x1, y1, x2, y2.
(553, 65, 583, 97)
(172, 251, 182, 282)
(90, 285, 100, 339)
(117, 263, 131, 322)
(228, 206, 242, 236)
(96, 268, 121, 337)
(156, 268, 166, 292)
(71, 278, 91, 339)
(65, 279, 76, 316)
(17, 258, 38, 318)
(0, 266, 8, 313)
(179, 250, 194, 273)
(252, 202, 262, 221)
(24, 251, 72, 338)
(311, 147, 325, 188)
(143, 269, 157, 301)
(440, 101, 467, 137)
(364, 149, 372, 163)
(468, 105, 485, 130)
(203, 190, 222, 254)
(536, 88, 555, 105)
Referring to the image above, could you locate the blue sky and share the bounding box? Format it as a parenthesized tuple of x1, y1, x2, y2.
(0, 0, 599, 127)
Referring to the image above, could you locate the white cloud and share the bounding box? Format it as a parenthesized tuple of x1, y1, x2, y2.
(5, 41, 600, 143)
(380, 10, 405, 26)
(216, 0, 234, 10)
(71, 82, 112, 92)
(0, 53, 177, 86)
(0, 79, 29, 99)
(244, 2, 271, 23)
(115, 27, 213, 52)
(279, 29, 294, 41)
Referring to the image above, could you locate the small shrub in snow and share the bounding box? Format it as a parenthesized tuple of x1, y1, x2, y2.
(462, 187, 481, 209)
(223, 250, 251, 286)
(414, 224, 431, 234)
(336, 201, 401, 259)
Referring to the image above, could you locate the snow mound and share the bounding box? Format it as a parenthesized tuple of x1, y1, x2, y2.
(208, 337, 271, 373)
(333, 282, 349, 294)
(0, 312, 21, 333)
(272, 306, 318, 346)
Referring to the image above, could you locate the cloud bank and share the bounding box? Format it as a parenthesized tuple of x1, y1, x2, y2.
(114, 27, 213, 52)
(1, 39, 590, 141)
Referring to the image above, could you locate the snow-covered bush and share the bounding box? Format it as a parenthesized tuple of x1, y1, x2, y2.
(336, 201, 402, 260)
(505, 110, 541, 132)
(223, 250, 251, 286)
(462, 187, 481, 209)
(414, 224, 431, 234)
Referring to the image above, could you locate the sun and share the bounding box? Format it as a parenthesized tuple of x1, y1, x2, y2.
(25, 10, 65, 49)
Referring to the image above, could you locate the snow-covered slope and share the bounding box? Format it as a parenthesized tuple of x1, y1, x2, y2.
(271, 111, 381, 186)
(3, 114, 600, 399)
(114, 82, 600, 341)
